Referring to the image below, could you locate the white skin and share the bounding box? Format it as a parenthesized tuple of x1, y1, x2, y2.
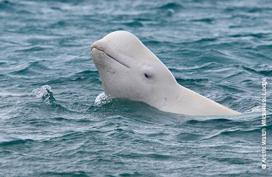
(91, 31, 240, 116)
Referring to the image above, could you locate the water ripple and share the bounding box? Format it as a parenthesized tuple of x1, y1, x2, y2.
(1, 0, 271, 176)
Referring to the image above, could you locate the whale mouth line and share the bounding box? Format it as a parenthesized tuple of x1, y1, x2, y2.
(92, 47, 130, 68)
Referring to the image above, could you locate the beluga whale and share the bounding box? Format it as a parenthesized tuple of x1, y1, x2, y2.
(91, 31, 240, 116)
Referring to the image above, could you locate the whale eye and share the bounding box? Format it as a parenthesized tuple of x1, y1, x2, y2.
(144, 73, 152, 79)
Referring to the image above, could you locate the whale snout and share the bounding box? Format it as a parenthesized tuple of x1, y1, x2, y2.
(91, 40, 106, 52)
(91, 40, 105, 65)
(91, 40, 106, 62)
(91, 39, 130, 68)
(91, 38, 108, 52)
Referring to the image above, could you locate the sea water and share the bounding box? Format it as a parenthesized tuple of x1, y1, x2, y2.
(0, 0, 271, 176)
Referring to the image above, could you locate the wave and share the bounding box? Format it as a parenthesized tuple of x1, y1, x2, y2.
(201, 127, 262, 141)
(39, 171, 89, 177)
(170, 62, 220, 72)
(158, 2, 183, 11)
(43, 70, 99, 85)
(224, 6, 272, 13)
(0, 0, 15, 11)
(242, 65, 272, 77)
(31, 85, 89, 114)
(0, 138, 34, 146)
(16, 46, 49, 52)
(228, 32, 272, 39)
(191, 17, 215, 24)
(209, 156, 256, 165)
(175, 78, 209, 84)
(185, 118, 236, 125)
(10, 61, 50, 76)
(176, 132, 202, 141)
(115, 151, 174, 160)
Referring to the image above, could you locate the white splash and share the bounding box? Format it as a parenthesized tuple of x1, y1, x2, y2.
(94, 92, 111, 106)
(32, 85, 55, 104)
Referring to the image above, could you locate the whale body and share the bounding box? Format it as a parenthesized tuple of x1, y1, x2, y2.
(91, 31, 240, 116)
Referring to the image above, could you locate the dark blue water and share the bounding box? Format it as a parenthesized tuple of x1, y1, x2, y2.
(0, 0, 272, 176)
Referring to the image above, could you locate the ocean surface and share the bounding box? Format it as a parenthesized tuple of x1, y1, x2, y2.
(0, 0, 271, 176)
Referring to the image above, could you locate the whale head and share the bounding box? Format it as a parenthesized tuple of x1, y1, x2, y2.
(91, 31, 177, 106)
(91, 31, 241, 116)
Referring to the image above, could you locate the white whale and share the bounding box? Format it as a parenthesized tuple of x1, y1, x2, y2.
(91, 31, 240, 116)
